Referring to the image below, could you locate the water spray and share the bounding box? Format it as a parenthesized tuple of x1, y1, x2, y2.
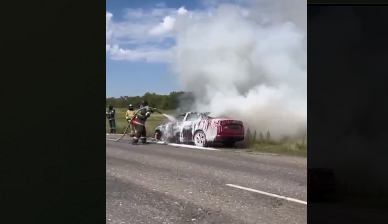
(162, 114, 178, 122)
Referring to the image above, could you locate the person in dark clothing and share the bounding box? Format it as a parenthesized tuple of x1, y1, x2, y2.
(132, 100, 154, 144)
(106, 105, 116, 134)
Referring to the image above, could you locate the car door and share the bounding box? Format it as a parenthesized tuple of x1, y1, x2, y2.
(171, 114, 187, 140)
(181, 113, 200, 141)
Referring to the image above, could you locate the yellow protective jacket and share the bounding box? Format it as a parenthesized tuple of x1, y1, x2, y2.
(125, 110, 136, 120)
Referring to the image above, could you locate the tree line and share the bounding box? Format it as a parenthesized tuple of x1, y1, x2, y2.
(106, 91, 190, 110)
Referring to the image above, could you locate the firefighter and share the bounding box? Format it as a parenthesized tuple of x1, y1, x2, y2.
(125, 104, 136, 137)
(106, 105, 116, 134)
(132, 100, 154, 144)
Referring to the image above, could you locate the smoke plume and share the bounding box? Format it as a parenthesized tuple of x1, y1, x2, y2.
(171, 1, 307, 140)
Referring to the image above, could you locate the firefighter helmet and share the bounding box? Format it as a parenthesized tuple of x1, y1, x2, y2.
(140, 100, 149, 107)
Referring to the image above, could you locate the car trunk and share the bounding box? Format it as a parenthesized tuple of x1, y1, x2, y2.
(218, 119, 244, 134)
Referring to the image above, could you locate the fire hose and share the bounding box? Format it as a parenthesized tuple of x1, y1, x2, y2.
(110, 107, 163, 142)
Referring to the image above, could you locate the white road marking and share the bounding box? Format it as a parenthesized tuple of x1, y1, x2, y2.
(106, 138, 219, 151)
(168, 143, 219, 151)
(226, 184, 307, 205)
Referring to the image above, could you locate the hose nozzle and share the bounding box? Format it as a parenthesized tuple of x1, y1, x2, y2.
(152, 108, 162, 114)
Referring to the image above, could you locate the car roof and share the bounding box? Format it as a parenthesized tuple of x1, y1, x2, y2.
(188, 112, 210, 115)
(178, 112, 209, 116)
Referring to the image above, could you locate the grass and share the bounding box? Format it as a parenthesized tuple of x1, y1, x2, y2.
(248, 141, 306, 157)
(239, 129, 307, 157)
(106, 108, 307, 157)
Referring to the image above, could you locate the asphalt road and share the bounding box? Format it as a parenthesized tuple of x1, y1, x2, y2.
(106, 136, 388, 223)
(106, 135, 307, 224)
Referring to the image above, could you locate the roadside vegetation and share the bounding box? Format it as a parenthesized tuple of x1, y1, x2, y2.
(239, 129, 307, 157)
(106, 91, 187, 110)
(107, 92, 307, 157)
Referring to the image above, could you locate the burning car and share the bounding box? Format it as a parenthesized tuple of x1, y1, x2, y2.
(154, 112, 245, 147)
(308, 166, 336, 196)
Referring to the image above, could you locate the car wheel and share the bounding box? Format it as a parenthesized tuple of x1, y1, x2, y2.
(194, 130, 208, 147)
(154, 130, 162, 140)
(222, 141, 235, 147)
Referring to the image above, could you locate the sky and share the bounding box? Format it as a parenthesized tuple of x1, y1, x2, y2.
(106, 0, 251, 97)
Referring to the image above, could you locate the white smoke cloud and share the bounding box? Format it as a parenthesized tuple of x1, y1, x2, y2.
(170, 2, 307, 140)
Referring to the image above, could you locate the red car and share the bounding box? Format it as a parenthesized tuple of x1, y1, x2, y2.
(308, 166, 336, 196)
(154, 112, 245, 147)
